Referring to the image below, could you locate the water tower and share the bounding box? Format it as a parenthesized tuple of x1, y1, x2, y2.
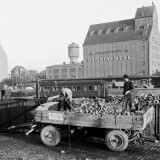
(68, 42, 79, 64)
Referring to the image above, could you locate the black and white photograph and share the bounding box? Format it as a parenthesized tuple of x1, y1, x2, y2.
(0, 0, 160, 159)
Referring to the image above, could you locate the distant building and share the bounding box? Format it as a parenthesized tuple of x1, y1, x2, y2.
(46, 43, 84, 79)
(0, 44, 8, 81)
(11, 66, 38, 88)
(28, 70, 38, 81)
(83, 5, 160, 78)
(38, 70, 46, 80)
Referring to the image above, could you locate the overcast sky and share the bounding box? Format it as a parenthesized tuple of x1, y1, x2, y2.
(0, 0, 160, 73)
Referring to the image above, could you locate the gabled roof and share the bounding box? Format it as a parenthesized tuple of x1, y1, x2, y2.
(83, 5, 154, 46)
(83, 19, 152, 46)
(135, 6, 154, 19)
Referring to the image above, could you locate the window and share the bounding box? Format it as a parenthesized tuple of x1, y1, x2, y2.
(78, 67, 81, 71)
(88, 85, 92, 91)
(84, 85, 87, 91)
(89, 30, 95, 36)
(54, 75, 59, 79)
(135, 25, 139, 30)
(53, 69, 59, 74)
(76, 86, 80, 91)
(62, 75, 67, 79)
(123, 26, 128, 32)
(142, 45, 145, 50)
(142, 53, 145, 58)
(142, 30, 147, 35)
(72, 86, 76, 91)
(100, 85, 103, 91)
(49, 69, 51, 74)
(70, 75, 76, 78)
(142, 70, 145, 75)
(70, 68, 76, 72)
(52, 87, 56, 91)
(106, 28, 111, 34)
(61, 68, 67, 73)
(94, 85, 98, 91)
(142, 61, 145, 66)
(114, 27, 119, 33)
(97, 29, 103, 35)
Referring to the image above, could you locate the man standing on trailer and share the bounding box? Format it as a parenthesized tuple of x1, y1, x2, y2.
(60, 87, 72, 111)
(123, 74, 135, 114)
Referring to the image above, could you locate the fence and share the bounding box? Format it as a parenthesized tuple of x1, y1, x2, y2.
(0, 99, 40, 132)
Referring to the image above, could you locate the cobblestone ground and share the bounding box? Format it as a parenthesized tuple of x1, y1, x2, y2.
(0, 133, 159, 160)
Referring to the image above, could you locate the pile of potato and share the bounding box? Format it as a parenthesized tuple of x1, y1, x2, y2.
(72, 94, 160, 116)
(73, 97, 127, 116)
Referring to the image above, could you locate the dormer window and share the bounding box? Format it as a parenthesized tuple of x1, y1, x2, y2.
(123, 26, 128, 32)
(106, 28, 111, 34)
(142, 30, 147, 35)
(135, 25, 139, 30)
(89, 30, 95, 36)
(114, 27, 119, 33)
(144, 24, 149, 29)
(97, 29, 103, 35)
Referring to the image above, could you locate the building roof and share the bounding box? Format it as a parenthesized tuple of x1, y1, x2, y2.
(47, 62, 83, 68)
(38, 70, 46, 76)
(11, 66, 27, 72)
(28, 70, 38, 76)
(83, 19, 152, 46)
(135, 6, 154, 19)
(83, 6, 154, 46)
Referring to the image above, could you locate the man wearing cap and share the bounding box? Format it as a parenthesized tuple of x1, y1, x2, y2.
(123, 74, 135, 113)
(60, 87, 72, 111)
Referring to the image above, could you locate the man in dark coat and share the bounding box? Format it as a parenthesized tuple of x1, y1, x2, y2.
(123, 74, 135, 113)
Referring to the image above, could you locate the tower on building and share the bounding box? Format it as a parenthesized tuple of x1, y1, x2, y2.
(68, 42, 79, 64)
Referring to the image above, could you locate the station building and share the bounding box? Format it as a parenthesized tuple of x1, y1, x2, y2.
(0, 44, 8, 81)
(83, 5, 160, 78)
(46, 43, 84, 79)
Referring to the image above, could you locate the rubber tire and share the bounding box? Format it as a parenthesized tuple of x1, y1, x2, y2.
(105, 130, 128, 152)
(40, 125, 61, 147)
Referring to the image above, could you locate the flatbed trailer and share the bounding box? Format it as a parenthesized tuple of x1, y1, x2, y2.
(30, 99, 154, 152)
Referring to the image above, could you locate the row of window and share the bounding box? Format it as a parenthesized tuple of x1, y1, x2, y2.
(152, 46, 160, 51)
(152, 61, 160, 66)
(49, 68, 82, 74)
(152, 54, 160, 59)
(41, 85, 104, 92)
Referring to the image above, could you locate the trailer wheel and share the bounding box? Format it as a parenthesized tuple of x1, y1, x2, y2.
(40, 125, 61, 146)
(105, 130, 128, 152)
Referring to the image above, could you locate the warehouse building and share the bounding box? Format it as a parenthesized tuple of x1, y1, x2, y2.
(83, 5, 160, 78)
(46, 43, 83, 79)
(0, 44, 8, 81)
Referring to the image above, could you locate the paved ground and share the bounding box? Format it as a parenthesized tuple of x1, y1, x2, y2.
(0, 133, 159, 160)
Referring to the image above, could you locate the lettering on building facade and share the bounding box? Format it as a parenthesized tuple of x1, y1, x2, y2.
(89, 49, 129, 56)
(87, 56, 131, 62)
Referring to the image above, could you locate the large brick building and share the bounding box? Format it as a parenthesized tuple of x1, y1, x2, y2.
(83, 5, 160, 78)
